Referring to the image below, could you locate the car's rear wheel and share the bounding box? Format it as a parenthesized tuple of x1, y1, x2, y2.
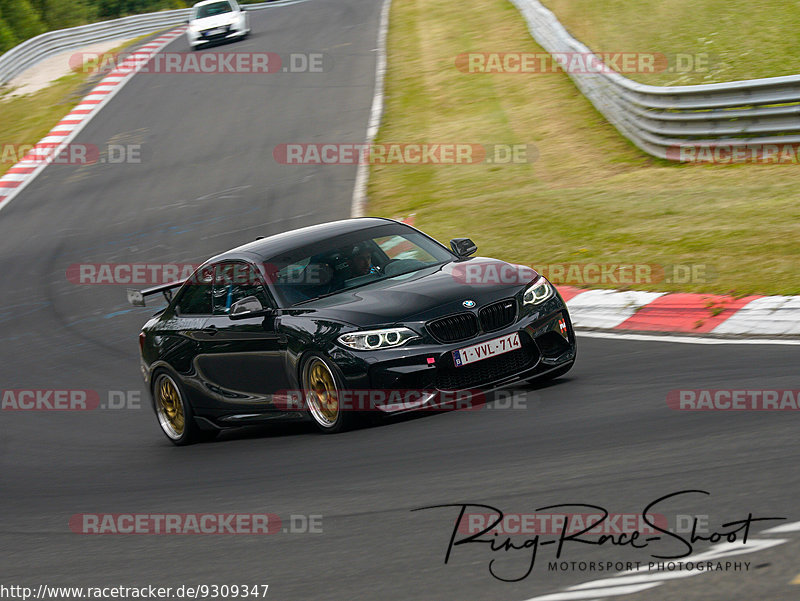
(153, 371, 217, 445)
(301, 355, 356, 433)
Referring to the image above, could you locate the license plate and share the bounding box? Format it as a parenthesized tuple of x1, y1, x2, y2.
(452, 332, 520, 367)
(206, 28, 224, 35)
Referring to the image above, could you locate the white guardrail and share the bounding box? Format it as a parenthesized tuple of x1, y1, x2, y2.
(510, 0, 800, 160)
(0, 1, 285, 88)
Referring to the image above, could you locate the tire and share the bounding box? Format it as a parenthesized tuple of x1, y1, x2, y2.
(152, 370, 218, 445)
(300, 354, 358, 434)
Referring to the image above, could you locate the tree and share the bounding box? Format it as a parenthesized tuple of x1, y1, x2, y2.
(0, 0, 187, 54)
(41, 0, 97, 29)
(97, 0, 186, 19)
(0, 9, 19, 55)
(0, 0, 45, 42)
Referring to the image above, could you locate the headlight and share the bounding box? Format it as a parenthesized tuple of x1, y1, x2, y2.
(338, 327, 418, 350)
(523, 277, 553, 306)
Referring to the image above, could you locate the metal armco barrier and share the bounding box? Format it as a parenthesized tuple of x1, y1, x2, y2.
(509, 0, 800, 160)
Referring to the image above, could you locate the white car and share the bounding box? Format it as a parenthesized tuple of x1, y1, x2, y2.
(186, 0, 250, 50)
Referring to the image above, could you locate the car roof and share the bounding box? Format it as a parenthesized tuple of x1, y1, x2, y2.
(206, 217, 403, 264)
(192, 0, 232, 7)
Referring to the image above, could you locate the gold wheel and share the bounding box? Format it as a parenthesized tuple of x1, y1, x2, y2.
(302, 358, 340, 428)
(155, 374, 186, 440)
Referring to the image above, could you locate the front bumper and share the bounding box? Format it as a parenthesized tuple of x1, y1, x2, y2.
(187, 23, 246, 47)
(329, 295, 576, 413)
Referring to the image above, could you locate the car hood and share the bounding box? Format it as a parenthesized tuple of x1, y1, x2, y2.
(292, 258, 537, 327)
(191, 14, 236, 28)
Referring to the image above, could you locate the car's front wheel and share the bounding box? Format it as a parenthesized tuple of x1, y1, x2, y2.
(153, 371, 217, 445)
(301, 354, 357, 434)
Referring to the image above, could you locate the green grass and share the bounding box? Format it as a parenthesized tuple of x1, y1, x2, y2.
(0, 69, 93, 177)
(540, 0, 800, 85)
(0, 34, 151, 178)
(366, 0, 800, 296)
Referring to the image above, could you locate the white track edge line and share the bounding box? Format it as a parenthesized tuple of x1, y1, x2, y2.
(350, 0, 391, 218)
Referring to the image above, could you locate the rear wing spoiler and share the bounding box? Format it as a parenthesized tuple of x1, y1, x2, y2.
(127, 280, 185, 307)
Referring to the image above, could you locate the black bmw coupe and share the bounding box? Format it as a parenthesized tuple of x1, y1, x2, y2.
(130, 218, 576, 444)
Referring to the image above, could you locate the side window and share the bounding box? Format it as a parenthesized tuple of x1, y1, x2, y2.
(374, 235, 438, 262)
(213, 262, 272, 315)
(275, 257, 310, 286)
(175, 266, 214, 315)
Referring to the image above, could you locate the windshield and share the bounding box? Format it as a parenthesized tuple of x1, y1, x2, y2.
(194, 1, 233, 19)
(266, 225, 454, 306)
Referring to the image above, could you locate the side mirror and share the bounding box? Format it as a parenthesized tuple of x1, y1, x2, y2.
(229, 296, 271, 320)
(450, 238, 477, 259)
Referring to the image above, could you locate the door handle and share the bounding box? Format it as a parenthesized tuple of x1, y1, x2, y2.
(202, 325, 218, 336)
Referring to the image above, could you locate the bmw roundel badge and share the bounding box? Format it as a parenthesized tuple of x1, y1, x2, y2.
(462, 300, 476, 308)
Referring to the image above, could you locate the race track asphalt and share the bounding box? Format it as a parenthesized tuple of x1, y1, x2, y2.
(1, 1, 798, 599)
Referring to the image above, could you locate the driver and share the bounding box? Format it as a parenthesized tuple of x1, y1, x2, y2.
(351, 244, 378, 276)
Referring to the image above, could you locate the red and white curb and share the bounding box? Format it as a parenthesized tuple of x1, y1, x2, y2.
(557, 286, 800, 337)
(0, 27, 186, 214)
